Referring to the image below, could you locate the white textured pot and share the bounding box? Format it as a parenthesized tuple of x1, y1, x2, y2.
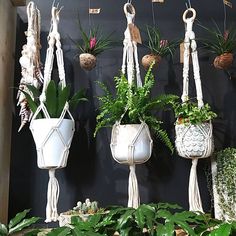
(175, 122, 214, 159)
(110, 123, 153, 164)
(30, 118, 75, 169)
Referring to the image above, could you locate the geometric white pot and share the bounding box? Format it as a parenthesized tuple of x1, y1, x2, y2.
(110, 123, 153, 165)
(30, 118, 75, 169)
(175, 122, 214, 159)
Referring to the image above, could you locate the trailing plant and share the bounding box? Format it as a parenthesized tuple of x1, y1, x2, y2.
(20, 80, 87, 119)
(199, 22, 236, 55)
(74, 15, 113, 56)
(94, 64, 178, 153)
(47, 202, 236, 236)
(172, 98, 217, 125)
(145, 25, 179, 58)
(0, 209, 40, 236)
(214, 148, 236, 221)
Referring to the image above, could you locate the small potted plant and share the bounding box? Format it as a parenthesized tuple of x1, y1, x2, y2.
(58, 198, 106, 227)
(74, 17, 113, 71)
(142, 25, 179, 70)
(173, 98, 217, 158)
(199, 24, 236, 70)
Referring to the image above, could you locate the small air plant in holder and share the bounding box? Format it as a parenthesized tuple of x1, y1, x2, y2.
(199, 23, 236, 70)
(142, 25, 179, 70)
(75, 17, 113, 71)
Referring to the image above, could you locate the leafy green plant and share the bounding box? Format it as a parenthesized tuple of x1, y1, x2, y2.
(145, 25, 179, 57)
(214, 148, 236, 221)
(199, 23, 236, 55)
(172, 99, 217, 125)
(74, 16, 113, 56)
(94, 64, 178, 153)
(0, 209, 40, 236)
(21, 81, 87, 119)
(47, 202, 236, 236)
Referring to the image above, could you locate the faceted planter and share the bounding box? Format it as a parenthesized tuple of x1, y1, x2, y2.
(213, 53, 233, 70)
(79, 53, 96, 71)
(141, 54, 161, 70)
(110, 123, 153, 164)
(30, 118, 75, 169)
(175, 122, 214, 159)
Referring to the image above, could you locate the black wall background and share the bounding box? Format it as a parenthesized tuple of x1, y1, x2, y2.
(9, 0, 236, 223)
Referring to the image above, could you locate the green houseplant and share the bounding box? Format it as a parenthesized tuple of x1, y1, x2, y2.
(47, 202, 236, 236)
(212, 148, 236, 221)
(173, 98, 217, 158)
(199, 23, 236, 70)
(142, 25, 179, 70)
(74, 16, 113, 71)
(95, 64, 178, 153)
(0, 209, 40, 236)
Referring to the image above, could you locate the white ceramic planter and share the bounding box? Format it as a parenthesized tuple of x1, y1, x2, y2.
(110, 123, 153, 164)
(175, 122, 214, 159)
(30, 118, 75, 169)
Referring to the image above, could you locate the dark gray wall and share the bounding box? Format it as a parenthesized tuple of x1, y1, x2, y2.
(9, 0, 236, 224)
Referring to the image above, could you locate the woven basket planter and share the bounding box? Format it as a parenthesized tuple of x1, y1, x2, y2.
(141, 54, 161, 70)
(30, 118, 75, 169)
(175, 122, 214, 159)
(110, 123, 153, 165)
(213, 53, 233, 70)
(79, 53, 96, 71)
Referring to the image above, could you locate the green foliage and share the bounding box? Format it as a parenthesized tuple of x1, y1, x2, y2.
(214, 148, 236, 221)
(145, 25, 179, 57)
(172, 99, 217, 125)
(0, 209, 40, 236)
(47, 202, 236, 236)
(95, 64, 178, 153)
(74, 15, 113, 56)
(199, 22, 236, 55)
(23, 80, 87, 119)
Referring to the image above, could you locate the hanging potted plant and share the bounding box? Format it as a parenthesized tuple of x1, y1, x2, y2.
(173, 99, 217, 158)
(211, 148, 236, 221)
(21, 81, 87, 168)
(95, 64, 177, 158)
(74, 17, 113, 71)
(142, 25, 179, 70)
(199, 24, 236, 70)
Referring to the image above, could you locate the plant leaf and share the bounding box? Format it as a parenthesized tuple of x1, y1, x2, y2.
(8, 209, 30, 229)
(0, 223, 8, 236)
(47, 227, 71, 236)
(45, 80, 57, 118)
(8, 217, 40, 235)
(57, 84, 70, 117)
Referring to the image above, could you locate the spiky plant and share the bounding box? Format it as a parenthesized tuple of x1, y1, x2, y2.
(145, 25, 179, 57)
(95, 64, 178, 153)
(199, 22, 236, 55)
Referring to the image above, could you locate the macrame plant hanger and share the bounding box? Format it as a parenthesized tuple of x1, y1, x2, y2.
(110, 1, 153, 209)
(17, 1, 43, 131)
(30, 5, 75, 222)
(179, 7, 212, 212)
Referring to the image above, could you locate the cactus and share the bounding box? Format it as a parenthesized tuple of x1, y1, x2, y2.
(72, 199, 100, 214)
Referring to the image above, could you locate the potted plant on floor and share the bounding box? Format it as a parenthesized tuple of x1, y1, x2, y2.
(74, 17, 113, 71)
(58, 198, 106, 227)
(211, 148, 236, 221)
(141, 25, 179, 70)
(199, 24, 236, 70)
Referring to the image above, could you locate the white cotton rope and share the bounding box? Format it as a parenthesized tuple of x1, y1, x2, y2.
(128, 165, 140, 208)
(181, 8, 204, 213)
(189, 159, 203, 212)
(45, 169, 60, 222)
(30, 5, 75, 222)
